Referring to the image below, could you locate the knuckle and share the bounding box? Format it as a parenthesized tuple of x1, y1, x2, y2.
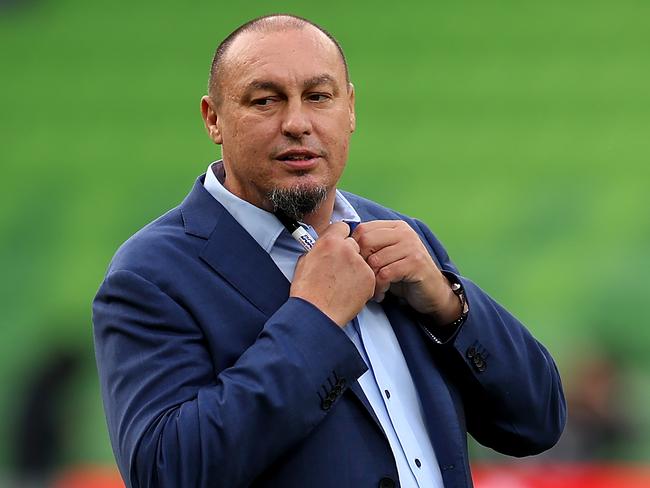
(318, 235, 333, 248)
(355, 233, 367, 247)
(326, 222, 346, 237)
(377, 267, 390, 280)
(401, 222, 416, 236)
(416, 251, 432, 266)
(337, 221, 350, 232)
(346, 236, 360, 250)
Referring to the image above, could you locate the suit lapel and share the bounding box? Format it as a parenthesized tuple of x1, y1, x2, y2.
(199, 208, 291, 317)
(181, 175, 290, 317)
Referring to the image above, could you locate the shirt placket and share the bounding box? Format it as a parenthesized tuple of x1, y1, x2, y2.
(356, 311, 437, 487)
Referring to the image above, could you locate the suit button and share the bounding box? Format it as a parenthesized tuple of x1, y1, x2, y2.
(378, 477, 395, 488)
(466, 347, 476, 358)
(472, 354, 487, 372)
(321, 398, 332, 411)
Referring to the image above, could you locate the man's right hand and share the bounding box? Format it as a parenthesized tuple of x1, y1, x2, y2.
(290, 222, 375, 327)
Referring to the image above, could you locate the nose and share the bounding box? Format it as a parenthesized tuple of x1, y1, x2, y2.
(281, 99, 312, 138)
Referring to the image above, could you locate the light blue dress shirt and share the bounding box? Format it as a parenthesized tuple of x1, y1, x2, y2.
(204, 163, 444, 488)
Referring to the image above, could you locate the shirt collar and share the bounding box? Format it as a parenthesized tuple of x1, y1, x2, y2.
(204, 161, 360, 254)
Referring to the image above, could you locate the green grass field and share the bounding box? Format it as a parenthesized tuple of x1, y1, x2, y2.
(1, 0, 649, 472)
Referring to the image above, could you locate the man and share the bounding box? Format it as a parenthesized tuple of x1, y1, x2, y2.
(93, 14, 566, 488)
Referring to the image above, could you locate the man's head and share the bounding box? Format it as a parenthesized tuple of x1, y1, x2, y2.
(200, 15, 356, 221)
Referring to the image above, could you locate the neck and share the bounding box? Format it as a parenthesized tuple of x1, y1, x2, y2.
(301, 190, 336, 235)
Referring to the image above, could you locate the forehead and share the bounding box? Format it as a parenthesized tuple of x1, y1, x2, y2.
(221, 27, 346, 93)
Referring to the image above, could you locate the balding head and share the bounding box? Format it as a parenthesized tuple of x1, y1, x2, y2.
(208, 14, 349, 104)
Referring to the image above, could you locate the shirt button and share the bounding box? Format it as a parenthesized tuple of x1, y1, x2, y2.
(384, 389, 391, 399)
(415, 458, 421, 468)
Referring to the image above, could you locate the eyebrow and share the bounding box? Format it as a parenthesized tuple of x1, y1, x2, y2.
(243, 73, 339, 98)
(302, 74, 338, 94)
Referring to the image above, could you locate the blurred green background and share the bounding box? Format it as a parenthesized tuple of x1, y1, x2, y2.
(1, 0, 649, 482)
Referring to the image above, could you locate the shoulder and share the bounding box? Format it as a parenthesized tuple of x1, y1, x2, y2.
(106, 205, 203, 285)
(340, 190, 429, 233)
(340, 190, 412, 222)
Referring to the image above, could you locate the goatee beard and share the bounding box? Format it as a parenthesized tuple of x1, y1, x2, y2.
(267, 184, 328, 221)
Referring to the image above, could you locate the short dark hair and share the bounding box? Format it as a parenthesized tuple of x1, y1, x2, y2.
(207, 14, 350, 103)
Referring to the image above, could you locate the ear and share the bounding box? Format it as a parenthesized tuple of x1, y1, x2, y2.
(201, 96, 223, 144)
(347, 83, 356, 133)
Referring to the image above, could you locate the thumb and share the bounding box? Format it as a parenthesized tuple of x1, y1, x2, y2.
(321, 221, 351, 239)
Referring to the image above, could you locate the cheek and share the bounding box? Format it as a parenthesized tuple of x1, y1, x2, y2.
(225, 118, 272, 157)
(226, 108, 271, 135)
(325, 122, 351, 159)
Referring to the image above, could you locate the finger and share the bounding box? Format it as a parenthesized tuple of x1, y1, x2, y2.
(344, 236, 361, 254)
(373, 278, 391, 302)
(373, 261, 399, 301)
(366, 243, 409, 272)
(373, 292, 386, 303)
(374, 281, 405, 303)
(376, 258, 413, 289)
(321, 221, 350, 239)
(372, 287, 390, 303)
(352, 220, 400, 239)
(354, 228, 403, 259)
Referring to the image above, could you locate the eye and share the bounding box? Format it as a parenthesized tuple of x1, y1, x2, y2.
(252, 97, 275, 107)
(307, 93, 330, 102)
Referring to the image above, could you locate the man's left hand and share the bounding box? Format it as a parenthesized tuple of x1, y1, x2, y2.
(352, 220, 461, 325)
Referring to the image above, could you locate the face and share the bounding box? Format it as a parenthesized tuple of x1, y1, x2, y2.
(201, 26, 355, 213)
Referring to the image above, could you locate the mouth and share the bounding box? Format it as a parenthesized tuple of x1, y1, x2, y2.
(275, 149, 321, 170)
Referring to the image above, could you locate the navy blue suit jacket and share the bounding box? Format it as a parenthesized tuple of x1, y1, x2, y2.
(93, 174, 566, 488)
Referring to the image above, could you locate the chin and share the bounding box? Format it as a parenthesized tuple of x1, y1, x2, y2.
(280, 173, 327, 191)
(266, 179, 329, 220)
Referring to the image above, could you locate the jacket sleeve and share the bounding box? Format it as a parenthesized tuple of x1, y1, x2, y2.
(413, 220, 567, 457)
(92, 269, 367, 488)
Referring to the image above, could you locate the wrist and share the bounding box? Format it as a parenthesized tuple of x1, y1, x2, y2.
(421, 272, 468, 327)
(416, 272, 469, 345)
(440, 272, 469, 327)
(437, 282, 462, 324)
